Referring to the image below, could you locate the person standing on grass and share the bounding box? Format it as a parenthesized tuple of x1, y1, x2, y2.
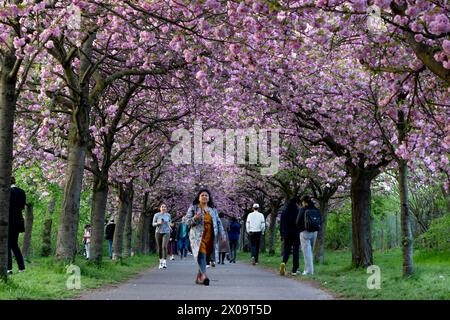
(246, 203, 265, 265)
(296, 195, 320, 275)
(183, 189, 225, 286)
(105, 219, 115, 259)
(228, 217, 241, 263)
(279, 197, 301, 276)
(153, 203, 172, 269)
(7, 177, 26, 274)
(83, 224, 92, 259)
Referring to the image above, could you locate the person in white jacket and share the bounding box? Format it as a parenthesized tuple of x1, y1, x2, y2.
(246, 204, 266, 265)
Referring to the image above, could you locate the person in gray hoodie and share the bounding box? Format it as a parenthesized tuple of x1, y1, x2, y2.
(153, 203, 172, 269)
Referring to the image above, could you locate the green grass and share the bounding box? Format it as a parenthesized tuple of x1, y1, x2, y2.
(239, 249, 450, 300)
(0, 254, 159, 300)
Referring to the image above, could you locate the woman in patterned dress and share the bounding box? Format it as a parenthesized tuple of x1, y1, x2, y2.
(183, 189, 225, 286)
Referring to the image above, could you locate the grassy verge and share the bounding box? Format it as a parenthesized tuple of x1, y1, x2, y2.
(238, 249, 450, 300)
(0, 254, 159, 300)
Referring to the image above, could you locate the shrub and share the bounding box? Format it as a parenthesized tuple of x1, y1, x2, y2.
(416, 213, 450, 251)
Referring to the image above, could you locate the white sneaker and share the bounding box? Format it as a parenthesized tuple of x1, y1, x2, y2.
(170, 255, 175, 261)
(163, 259, 167, 268)
(158, 259, 163, 269)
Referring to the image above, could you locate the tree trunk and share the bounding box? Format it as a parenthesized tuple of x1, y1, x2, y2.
(380, 215, 385, 251)
(112, 183, 132, 260)
(314, 199, 330, 264)
(135, 192, 150, 255)
(396, 109, 414, 276)
(41, 198, 56, 257)
(89, 175, 109, 264)
(55, 126, 86, 261)
(350, 167, 375, 268)
(124, 185, 133, 258)
(398, 159, 414, 276)
(55, 31, 94, 262)
(241, 213, 250, 252)
(22, 203, 34, 258)
(260, 216, 266, 253)
(268, 210, 277, 256)
(0, 49, 18, 281)
(148, 212, 156, 253)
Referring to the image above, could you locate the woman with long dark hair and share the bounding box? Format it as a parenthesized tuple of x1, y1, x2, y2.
(183, 189, 225, 285)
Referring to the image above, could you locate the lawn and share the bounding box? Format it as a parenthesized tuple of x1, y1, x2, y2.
(238, 249, 450, 300)
(0, 254, 159, 300)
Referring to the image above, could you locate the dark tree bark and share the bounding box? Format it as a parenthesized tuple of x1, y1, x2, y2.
(314, 200, 330, 264)
(41, 198, 56, 257)
(268, 209, 277, 256)
(124, 186, 134, 258)
(0, 46, 19, 281)
(135, 192, 151, 255)
(148, 212, 157, 253)
(112, 182, 133, 260)
(89, 175, 109, 264)
(240, 212, 250, 252)
(349, 164, 378, 268)
(22, 203, 34, 258)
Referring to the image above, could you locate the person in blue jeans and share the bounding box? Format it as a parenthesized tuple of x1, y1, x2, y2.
(105, 220, 115, 259)
(177, 221, 189, 259)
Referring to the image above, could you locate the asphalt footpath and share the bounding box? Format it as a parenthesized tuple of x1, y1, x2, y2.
(76, 256, 334, 300)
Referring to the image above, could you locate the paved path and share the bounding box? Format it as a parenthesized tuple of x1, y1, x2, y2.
(77, 257, 334, 300)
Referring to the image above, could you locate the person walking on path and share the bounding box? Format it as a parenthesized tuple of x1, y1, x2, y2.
(296, 195, 320, 275)
(246, 204, 265, 265)
(218, 213, 230, 264)
(183, 189, 225, 286)
(83, 224, 92, 259)
(168, 221, 178, 260)
(228, 217, 240, 263)
(7, 177, 26, 274)
(105, 219, 115, 259)
(153, 203, 172, 269)
(177, 221, 190, 259)
(279, 197, 301, 276)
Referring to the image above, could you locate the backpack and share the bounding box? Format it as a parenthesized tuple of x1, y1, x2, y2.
(304, 208, 321, 232)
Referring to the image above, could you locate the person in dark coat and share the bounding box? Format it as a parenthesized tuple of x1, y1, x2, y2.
(279, 196, 301, 276)
(105, 219, 116, 259)
(227, 217, 241, 263)
(7, 177, 26, 274)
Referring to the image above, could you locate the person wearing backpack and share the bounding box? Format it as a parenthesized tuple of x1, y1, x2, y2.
(296, 195, 321, 275)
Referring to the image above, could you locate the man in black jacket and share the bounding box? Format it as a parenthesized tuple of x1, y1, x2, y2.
(8, 177, 26, 274)
(105, 219, 115, 259)
(279, 197, 301, 276)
